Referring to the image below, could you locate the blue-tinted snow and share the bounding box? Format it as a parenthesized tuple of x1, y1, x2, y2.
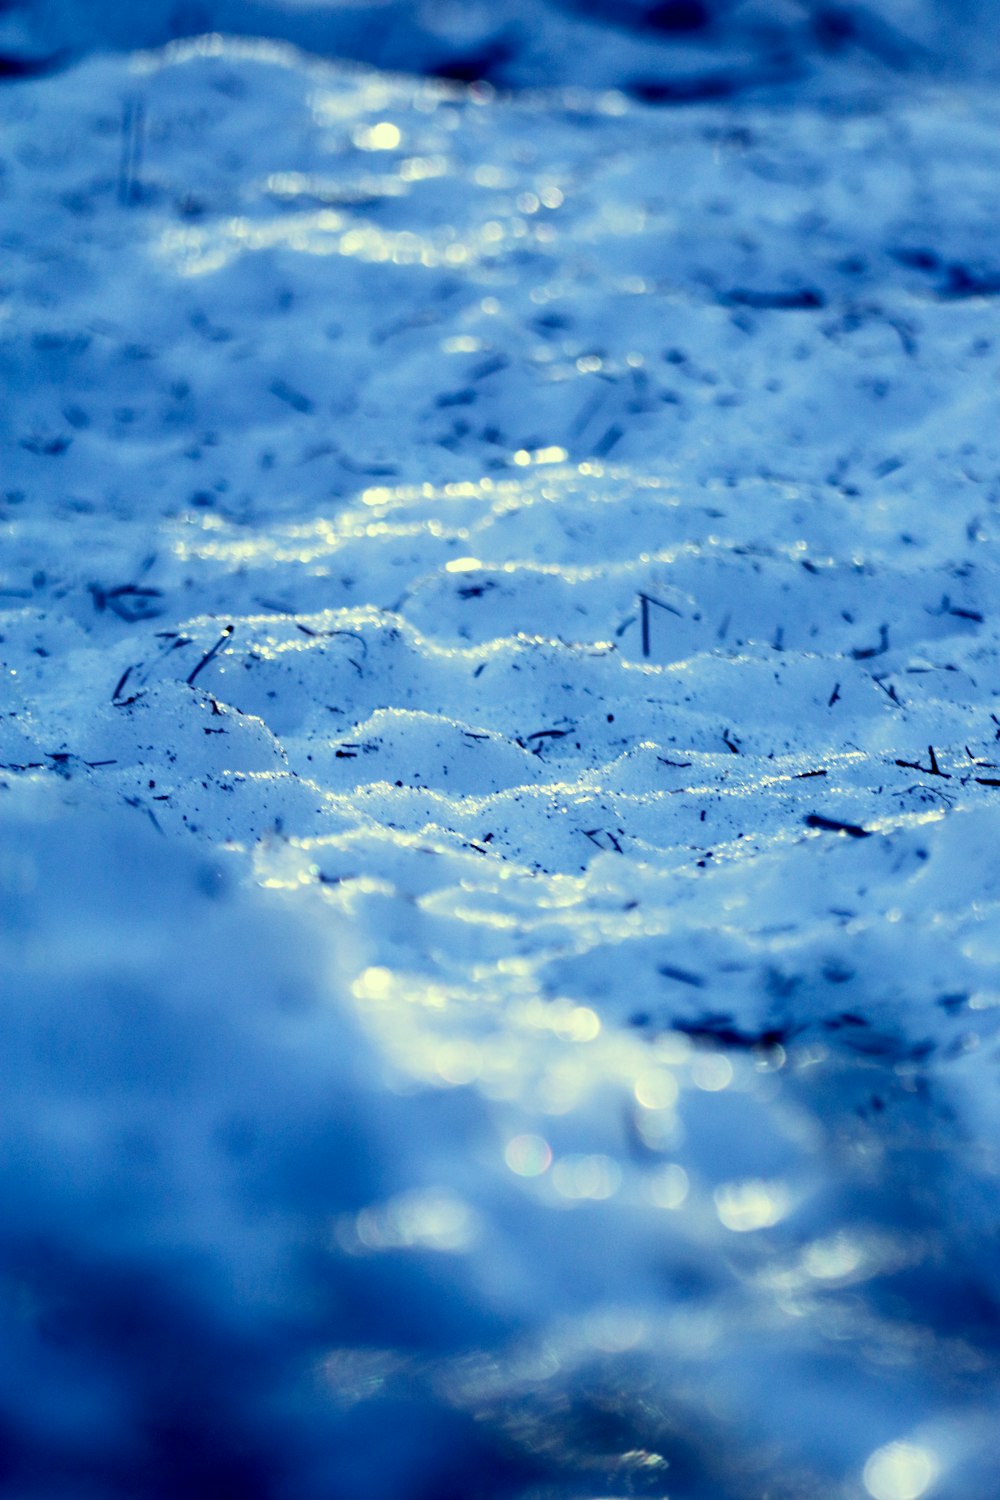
(3, 7, 1000, 1498)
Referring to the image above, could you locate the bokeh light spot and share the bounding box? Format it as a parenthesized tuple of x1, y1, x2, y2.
(691, 1053, 733, 1092)
(635, 1072, 678, 1110)
(551, 1153, 621, 1200)
(505, 1133, 552, 1177)
(354, 121, 401, 150)
(714, 1178, 791, 1232)
(645, 1163, 689, 1209)
(864, 1442, 939, 1500)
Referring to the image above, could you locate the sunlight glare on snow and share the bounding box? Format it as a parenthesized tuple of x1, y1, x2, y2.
(634, 1072, 678, 1110)
(353, 965, 395, 1002)
(714, 1180, 792, 1233)
(513, 447, 569, 467)
(337, 1188, 480, 1254)
(863, 1443, 939, 1500)
(159, 211, 486, 276)
(802, 1232, 865, 1282)
(352, 121, 402, 150)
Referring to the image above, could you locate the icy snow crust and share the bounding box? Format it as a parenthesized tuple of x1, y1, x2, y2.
(4, 25, 1000, 1500)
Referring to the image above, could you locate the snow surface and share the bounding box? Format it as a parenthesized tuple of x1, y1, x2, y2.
(4, 13, 1000, 1499)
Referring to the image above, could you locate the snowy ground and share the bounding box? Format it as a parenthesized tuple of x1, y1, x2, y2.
(4, 11, 1000, 1499)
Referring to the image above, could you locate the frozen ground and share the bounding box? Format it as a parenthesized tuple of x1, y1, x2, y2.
(3, 9, 1000, 1499)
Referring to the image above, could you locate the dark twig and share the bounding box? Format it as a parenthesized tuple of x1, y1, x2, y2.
(582, 828, 623, 853)
(872, 675, 903, 706)
(851, 624, 889, 660)
(894, 745, 950, 778)
(186, 624, 234, 687)
(658, 964, 705, 988)
(805, 813, 872, 839)
(638, 591, 683, 658)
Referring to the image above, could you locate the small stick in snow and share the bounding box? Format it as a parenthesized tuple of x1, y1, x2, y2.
(658, 964, 705, 988)
(582, 828, 623, 853)
(186, 624, 234, 687)
(872, 675, 903, 706)
(638, 591, 682, 658)
(851, 624, 890, 660)
(804, 813, 872, 839)
(593, 423, 623, 457)
(520, 728, 572, 755)
(894, 746, 950, 778)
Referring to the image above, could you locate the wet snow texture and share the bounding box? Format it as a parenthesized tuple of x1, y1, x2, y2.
(3, 11, 1000, 1500)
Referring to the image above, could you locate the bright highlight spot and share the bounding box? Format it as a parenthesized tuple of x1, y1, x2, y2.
(635, 1072, 678, 1110)
(354, 121, 401, 151)
(864, 1443, 939, 1500)
(341, 1189, 479, 1254)
(557, 1005, 600, 1042)
(505, 1133, 553, 1177)
(513, 445, 568, 468)
(802, 1232, 864, 1281)
(445, 556, 482, 573)
(714, 1178, 791, 1232)
(352, 966, 394, 1002)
